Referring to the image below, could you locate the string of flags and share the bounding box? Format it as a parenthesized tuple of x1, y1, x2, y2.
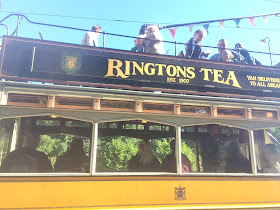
(167, 14, 273, 41)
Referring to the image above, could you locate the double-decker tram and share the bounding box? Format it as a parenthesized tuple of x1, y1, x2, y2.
(0, 36, 279, 209)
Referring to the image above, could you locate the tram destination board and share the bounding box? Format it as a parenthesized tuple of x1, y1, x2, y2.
(1, 36, 280, 97)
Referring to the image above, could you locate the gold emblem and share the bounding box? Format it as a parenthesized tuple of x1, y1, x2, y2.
(174, 185, 186, 201)
(66, 57, 77, 69)
(60, 52, 82, 75)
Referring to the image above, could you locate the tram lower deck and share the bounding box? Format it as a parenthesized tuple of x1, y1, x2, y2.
(0, 82, 279, 209)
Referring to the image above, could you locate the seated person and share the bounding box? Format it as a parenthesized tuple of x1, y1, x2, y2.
(263, 144, 280, 173)
(54, 138, 89, 172)
(128, 140, 160, 172)
(221, 50, 234, 62)
(162, 140, 191, 173)
(234, 43, 256, 65)
(131, 34, 145, 53)
(210, 39, 244, 63)
(200, 125, 220, 172)
(142, 25, 164, 54)
(225, 142, 251, 173)
(185, 29, 211, 59)
(0, 147, 53, 173)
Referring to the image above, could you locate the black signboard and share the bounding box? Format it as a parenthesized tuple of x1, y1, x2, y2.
(1, 36, 280, 98)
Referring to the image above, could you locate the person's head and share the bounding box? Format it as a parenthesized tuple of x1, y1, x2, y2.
(134, 34, 145, 46)
(69, 138, 84, 154)
(235, 43, 244, 51)
(221, 50, 234, 62)
(137, 140, 154, 165)
(193, 29, 207, 43)
(217, 39, 228, 53)
(227, 142, 242, 158)
(145, 25, 158, 35)
(91, 25, 102, 37)
(207, 124, 220, 136)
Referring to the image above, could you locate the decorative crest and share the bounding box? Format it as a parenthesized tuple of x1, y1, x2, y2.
(60, 52, 82, 75)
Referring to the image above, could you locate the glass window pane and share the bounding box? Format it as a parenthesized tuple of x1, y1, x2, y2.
(97, 120, 176, 172)
(254, 128, 280, 174)
(0, 116, 92, 173)
(181, 124, 252, 173)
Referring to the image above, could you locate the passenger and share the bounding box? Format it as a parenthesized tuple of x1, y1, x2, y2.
(200, 124, 220, 172)
(162, 140, 191, 173)
(0, 137, 53, 173)
(142, 25, 164, 54)
(234, 43, 256, 65)
(210, 39, 244, 63)
(221, 50, 235, 62)
(225, 142, 251, 173)
(131, 34, 145, 53)
(128, 140, 160, 172)
(185, 29, 211, 59)
(263, 144, 280, 173)
(81, 25, 102, 47)
(54, 138, 89, 172)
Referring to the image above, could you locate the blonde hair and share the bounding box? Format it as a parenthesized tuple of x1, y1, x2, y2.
(221, 49, 234, 61)
(137, 140, 155, 165)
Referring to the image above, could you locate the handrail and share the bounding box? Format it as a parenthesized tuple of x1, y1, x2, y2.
(0, 13, 279, 65)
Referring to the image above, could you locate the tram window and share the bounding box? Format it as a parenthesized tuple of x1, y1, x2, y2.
(0, 116, 92, 174)
(253, 128, 280, 174)
(96, 120, 176, 173)
(181, 124, 252, 173)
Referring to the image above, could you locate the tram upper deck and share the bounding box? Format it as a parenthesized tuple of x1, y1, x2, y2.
(0, 36, 279, 209)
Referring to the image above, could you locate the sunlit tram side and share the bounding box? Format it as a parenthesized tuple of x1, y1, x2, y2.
(0, 36, 279, 210)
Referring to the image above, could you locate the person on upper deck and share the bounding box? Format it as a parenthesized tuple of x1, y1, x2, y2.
(185, 29, 211, 59)
(142, 25, 164, 54)
(131, 34, 145, 53)
(234, 43, 256, 65)
(210, 39, 244, 63)
(81, 25, 102, 47)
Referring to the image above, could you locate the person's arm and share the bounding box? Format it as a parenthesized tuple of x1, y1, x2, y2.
(86, 32, 94, 46)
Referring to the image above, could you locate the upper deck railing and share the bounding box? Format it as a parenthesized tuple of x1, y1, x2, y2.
(0, 13, 280, 66)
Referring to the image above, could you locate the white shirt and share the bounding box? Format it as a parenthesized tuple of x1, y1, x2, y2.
(81, 31, 99, 47)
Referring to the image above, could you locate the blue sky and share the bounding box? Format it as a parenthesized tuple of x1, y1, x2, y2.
(0, 0, 279, 65)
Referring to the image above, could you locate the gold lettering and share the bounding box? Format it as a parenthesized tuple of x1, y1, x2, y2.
(224, 71, 241, 88)
(166, 65, 177, 77)
(155, 64, 166, 76)
(200, 68, 213, 81)
(132, 61, 144, 75)
(176, 66, 186, 77)
(144, 63, 156, 75)
(186, 67, 195, 79)
(106, 59, 128, 78)
(125, 60, 131, 76)
(213, 69, 225, 84)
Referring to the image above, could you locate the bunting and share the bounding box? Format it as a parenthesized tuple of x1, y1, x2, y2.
(203, 24, 209, 32)
(186, 24, 194, 32)
(234, 19, 241, 28)
(219, 21, 224, 30)
(249, 17, 256, 27)
(168, 28, 177, 41)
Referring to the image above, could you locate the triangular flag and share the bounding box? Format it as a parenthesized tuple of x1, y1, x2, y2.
(186, 24, 194, 32)
(263, 16, 268, 23)
(219, 21, 224, 30)
(203, 24, 209, 33)
(249, 17, 256, 27)
(168, 28, 177, 41)
(234, 19, 241, 28)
